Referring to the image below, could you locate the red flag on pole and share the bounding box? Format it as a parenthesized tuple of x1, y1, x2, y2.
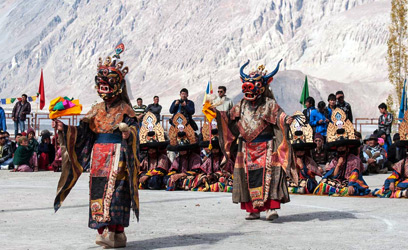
(38, 69, 45, 110)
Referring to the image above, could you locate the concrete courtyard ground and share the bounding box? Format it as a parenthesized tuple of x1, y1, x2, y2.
(0, 171, 407, 250)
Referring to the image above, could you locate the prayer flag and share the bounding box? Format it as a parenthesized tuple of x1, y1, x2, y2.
(6, 98, 11, 104)
(28, 96, 33, 102)
(202, 80, 213, 105)
(11, 98, 16, 103)
(32, 96, 37, 102)
(38, 69, 45, 110)
(299, 76, 309, 108)
(1, 99, 5, 105)
(399, 79, 407, 120)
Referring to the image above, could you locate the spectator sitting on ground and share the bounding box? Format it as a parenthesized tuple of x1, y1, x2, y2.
(4, 131, 16, 153)
(350, 131, 362, 157)
(145, 96, 162, 123)
(38, 130, 55, 171)
(0, 131, 13, 170)
(312, 133, 328, 167)
(309, 101, 330, 138)
(169, 88, 198, 131)
(27, 127, 39, 153)
(376, 130, 389, 152)
(362, 134, 387, 174)
(12, 136, 38, 172)
(385, 133, 407, 171)
(302, 96, 316, 124)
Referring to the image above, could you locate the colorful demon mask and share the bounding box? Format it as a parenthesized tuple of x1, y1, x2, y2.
(240, 59, 282, 101)
(95, 43, 129, 101)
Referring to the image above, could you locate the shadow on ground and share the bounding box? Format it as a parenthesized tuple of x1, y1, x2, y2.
(126, 232, 243, 249)
(273, 210, 357, 223)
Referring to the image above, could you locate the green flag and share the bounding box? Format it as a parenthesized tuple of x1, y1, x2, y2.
(300, 76, 309, 108)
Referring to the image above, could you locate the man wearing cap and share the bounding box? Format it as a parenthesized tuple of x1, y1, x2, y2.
(362, 134, 387, 174)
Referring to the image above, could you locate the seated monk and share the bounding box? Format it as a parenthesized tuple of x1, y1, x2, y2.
(314, 108, 370, 196)
(138, 112, 170, 190)
(192, 137, 234, 192)
(165, 113, 201, 191)
(373, 112, 408, 198)
(287, 112, 322, 194)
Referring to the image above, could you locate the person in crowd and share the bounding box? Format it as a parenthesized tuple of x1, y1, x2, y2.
(4, 131, 16, 153)
(139, 147, 170, 190)
(312, 133, 328, 167)
(192, 136, 234, 192)
(138, 112, 170, 190)
(336, 91, 353, 122)
(314, 108, 369, 196)
(326, 93, 337, 121)
(169, 88, 198, 131)
(0, 131, 13, 170)
(27, 127, 39, 154)
(11, 94, 31, 136)
(133, 97, 147, 122)
(0, 105, 6, 131)
(38, 130, 55, 171)
(372, 114, 408, 198)
(51, 145, 62, 172)
(302, 96, 316, 124)
(376, 130, 389, 152)
(385, 133, 407, 170)
(361, 134, 387, 174)
(309, 101, 329, 138)
(378, 103, 393, 147)
(213, 86, 234, 112)
(12, 136, 37, 172)
(166, 113, 201, 190)
(166, 149, 201, 191)
(145, 96, 162, 123)
(288, 112, 322, 194)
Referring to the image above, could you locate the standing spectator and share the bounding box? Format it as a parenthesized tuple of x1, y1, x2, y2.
(11, 94, 31, 136)
(133, 98, 147, 122)
(0, 131, 13, 170)
(145, 96, 162, 123)
(302, 97, 316, 124)
(214, 86, 233, 112)
(378, 102, 393, 147)
(169, 88, 198, 131)
(326, 93, 337, 121)
(309, 101, 330, 137)
(0, 105, 6, 131)
(336, 91, 353, 122)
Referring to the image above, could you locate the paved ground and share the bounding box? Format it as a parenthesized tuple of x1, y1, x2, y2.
(0, 171, 407, 250)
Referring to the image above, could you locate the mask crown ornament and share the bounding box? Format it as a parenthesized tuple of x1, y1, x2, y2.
(325, 108, 360, 150)
(289, 111, 315, 150)
(168, 113, 197, 151)
(240, 59, 282, 101)
(95, 43, 129, 100)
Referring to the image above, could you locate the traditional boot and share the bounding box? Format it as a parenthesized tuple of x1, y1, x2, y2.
(245, 212, 260, 220)
(266, 209, 279, 221)
(95, 230, 115, 248)
(113, 232, 127, 248)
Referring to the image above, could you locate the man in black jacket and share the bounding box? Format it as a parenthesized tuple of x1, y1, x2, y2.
(145, 96, 162, 123)
(169, 88, 198, 131)
(378, 102, 393, 147)
(12, 94, 31, 137)
(336, 91, 353, 122)
(0, 131, 13, 169)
